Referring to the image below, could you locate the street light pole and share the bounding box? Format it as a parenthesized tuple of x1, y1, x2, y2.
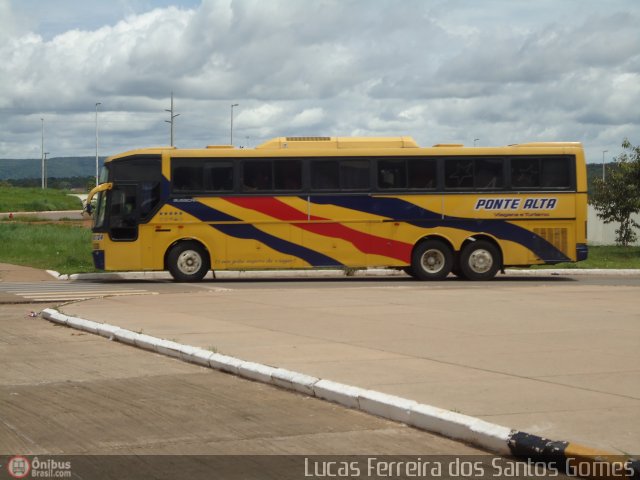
(165, 92, 180, 146)
(95, 102, 101, 186)
(230, 103, 239, 145)
(43, 152, 49, 189)
(602, 150, 608, 182)
(474, 138, 480, 147)
(41, 118, 45, 189)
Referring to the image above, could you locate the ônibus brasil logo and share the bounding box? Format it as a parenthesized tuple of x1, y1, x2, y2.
(7, 456, 30, 479)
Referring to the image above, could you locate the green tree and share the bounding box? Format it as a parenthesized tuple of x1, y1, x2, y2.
(591, 139, 640, 246)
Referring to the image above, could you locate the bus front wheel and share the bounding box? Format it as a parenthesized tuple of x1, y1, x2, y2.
(167, 242, 210, 282)
(411, 240, 453, 280)
(459, 240, 501, 281)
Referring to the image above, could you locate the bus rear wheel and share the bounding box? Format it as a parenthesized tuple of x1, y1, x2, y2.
(411, 240, 453, 280)
(459, 240, 501, 281)
(167, 242, 210, 282)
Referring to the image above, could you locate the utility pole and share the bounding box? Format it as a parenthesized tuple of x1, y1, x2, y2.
(602, 150, 608, 182)
(165, 92, 180, 146)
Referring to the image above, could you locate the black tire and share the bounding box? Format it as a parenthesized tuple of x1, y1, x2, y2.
(459, 240, 501, 281)
(167, 241, 210, 282)
(411, 240, 453, 280)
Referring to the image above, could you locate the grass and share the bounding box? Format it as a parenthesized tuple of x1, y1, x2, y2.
(0, 220, 638, 274)
(0, 223, 94, 274)
(0, 187, 82, 212)
(536, 245, 640, 269)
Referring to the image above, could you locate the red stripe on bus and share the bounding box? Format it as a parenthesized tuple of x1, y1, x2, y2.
(225, 197, 412, 262)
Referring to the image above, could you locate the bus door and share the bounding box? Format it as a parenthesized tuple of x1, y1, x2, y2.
(108, 183, 138, 241)
(102, 181, 162, 270)
(101, 182, 142, 270)
(101, 156, 162, 270)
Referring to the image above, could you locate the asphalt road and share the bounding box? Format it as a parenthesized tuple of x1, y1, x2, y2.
(82, 272, 640, 293)
(5, 271, 640, 303)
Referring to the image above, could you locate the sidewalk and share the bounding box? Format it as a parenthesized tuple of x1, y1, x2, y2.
(0, 210, 84, 220)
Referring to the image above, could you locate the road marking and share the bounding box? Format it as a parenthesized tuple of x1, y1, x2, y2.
(0, 282, 156, 302)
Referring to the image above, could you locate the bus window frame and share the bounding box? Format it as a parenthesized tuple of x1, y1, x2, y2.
(160, 153, 578, 197)
(375, 156, 439, 192)
(507, 155, 576, 192)
(308, 157, 371, 193)
(444, 156, 506, 191)
(171, 157, 235, 194)
(239, 158, 305, 194)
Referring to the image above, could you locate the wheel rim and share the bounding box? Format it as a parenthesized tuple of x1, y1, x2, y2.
(176, 250, 202, 275)
(468, 248, 493, 274)
(420, 249, 445, 274)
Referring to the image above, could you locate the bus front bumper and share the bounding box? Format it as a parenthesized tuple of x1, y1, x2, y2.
(92, 250, 105, 270)
(576, 243, 588, 262)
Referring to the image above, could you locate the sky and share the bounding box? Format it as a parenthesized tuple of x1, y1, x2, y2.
(0, 0, 638, 164)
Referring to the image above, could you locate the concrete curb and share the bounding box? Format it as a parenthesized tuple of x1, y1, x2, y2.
(40, 307, 640, 473)
(0, 210, 84, 219)
(45, 268, 640, 281)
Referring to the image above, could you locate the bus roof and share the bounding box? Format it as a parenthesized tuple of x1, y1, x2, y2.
(254, 136, 419, 149)
(105, 137, 584, 163)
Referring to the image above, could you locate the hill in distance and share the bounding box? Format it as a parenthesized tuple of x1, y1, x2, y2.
(0, 157, 105, 180)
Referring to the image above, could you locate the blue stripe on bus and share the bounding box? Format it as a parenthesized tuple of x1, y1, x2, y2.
(213, 223, 343, 267)
(170, 199, 237, 222)
(172, 200, 343, 267)
(309, 195, 570, 262)
(307, 195, 441, 221)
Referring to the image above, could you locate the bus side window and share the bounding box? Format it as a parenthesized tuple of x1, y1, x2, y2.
(445, 159, 474, 189)
(340, 159, 369, 190)
(273, 159, 302, 191)
(204, 161, 234, 192)
(243, 160, 272, 191)
(475, 158, 503, 189)
(140, 181, 160, 219)
(173, 166, 201, 192)
(311, 161, 339, 190)
(541, 157, 570, 188)
(408, 159, 436, 189)
(511, 158, 539, 188)
(378, 159, 406, 189)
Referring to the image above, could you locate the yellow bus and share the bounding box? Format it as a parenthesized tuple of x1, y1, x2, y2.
(86, 136, 588, 281)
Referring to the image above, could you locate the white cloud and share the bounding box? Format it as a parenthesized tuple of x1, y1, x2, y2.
(290, 108, 326, 128)
(0, 0, 639, 162)
(235, 104, 283, 128)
